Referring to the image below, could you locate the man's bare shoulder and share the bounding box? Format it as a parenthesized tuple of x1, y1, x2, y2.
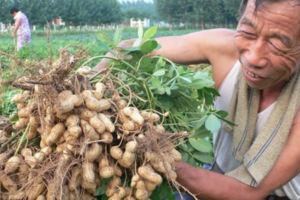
(181, 28, 238, 64)
(202, 29, 239, 87)
(155, 28, 238, 66)
(202, 28, 237, 59)
(171, 28, 239, 87)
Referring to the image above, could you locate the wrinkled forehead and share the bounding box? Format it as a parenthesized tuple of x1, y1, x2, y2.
(241, 0, 300, 38)
(244, 0, 300, 15)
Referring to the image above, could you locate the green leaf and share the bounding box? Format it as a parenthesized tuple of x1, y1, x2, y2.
(179, 76, 192, 83)
(156, 87, 166, 95)
(143, 26, 158, 41)
(113, 28, 123, 47)
(165, 87, 171, 95)
(187, 71, 215, 89)
(150, 77, 162, 89)
(139, 57, 156, 73)
(153, 69, 166, 76)
(205, 114, 221, 133)
(181, 151, 190, 162)
(198, 87, 220, 105)
(187, 155, 198, 166)
(193, 126, 212, 138)
(185, 142, 199, 152)
(180, 143, 189, 152)
(138, 24, 144, 40)
(151, 180, 175, 200)
(191, 89, 199, 99)
(193, 71, 211, 80)
(157, 95, 175, 109)
(97, 31, 113, 47)
(140, 40, 159, 54)
(216, 110, 228, 118)
(155, 57, 166, 68)
(188, 79, 213, 89)
(192, 152, 214, 163)
(123, 46, 140, 53)
(95, 178, 111, 196)
(190, 116, 206, 131)
(188, 138, 213, 153)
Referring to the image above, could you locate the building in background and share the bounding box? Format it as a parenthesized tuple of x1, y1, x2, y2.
(130, 18, 150, 28)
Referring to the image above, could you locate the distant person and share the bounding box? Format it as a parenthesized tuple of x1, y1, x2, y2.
(10, 7, 31, 50)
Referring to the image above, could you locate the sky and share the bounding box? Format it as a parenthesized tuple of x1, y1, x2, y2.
(118, 0, 153, 3)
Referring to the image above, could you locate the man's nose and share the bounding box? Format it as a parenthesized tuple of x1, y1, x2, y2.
(244, 40, 268, 68)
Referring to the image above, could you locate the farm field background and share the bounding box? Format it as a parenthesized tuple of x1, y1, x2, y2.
(0, 28, 198, 59)
(0, 28, 199, 116)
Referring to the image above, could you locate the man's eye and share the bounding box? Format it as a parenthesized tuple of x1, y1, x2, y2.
(268, 42, 286, 54)
(268, 39, 289, 53)
(237, 30, 256, 39)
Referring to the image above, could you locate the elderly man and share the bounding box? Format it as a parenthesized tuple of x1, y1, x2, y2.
(10, 7, 31, 50)
(157, 0, 300, 199)
(96, 0, 300, 199)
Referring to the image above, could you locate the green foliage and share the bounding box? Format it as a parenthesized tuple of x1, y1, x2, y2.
(121, 0, 157, 20)
(0, 89, 18, 117)
(150, 180, 175, 200)
(0, 0, 241, 27)
(95, 178, 111, 200)
(0, 0, 13, 24)
(95, 25, 225, 170)
(189, 137, 212, 153)
(205, 114, 221, 133)
(0, 0, 122, 26)
(154, 0, 240, 27)
(97, 28, 124, 50)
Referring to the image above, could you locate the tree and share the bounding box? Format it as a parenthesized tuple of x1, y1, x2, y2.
(154, 0, 241, 28)
(154, 0, 183, 25)
(223, 0, 241, 25)
(1, 0, 122, 26)
(0, 0, 16, 24)
(121, 0, 156, 20)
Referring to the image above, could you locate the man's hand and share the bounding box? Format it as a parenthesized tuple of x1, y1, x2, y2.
(94, 39, 135, 73)
(175, 161, 265, 200)
(94, 56, 111, 73)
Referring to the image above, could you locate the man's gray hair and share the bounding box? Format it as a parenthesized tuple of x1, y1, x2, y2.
(239, 0, 300, 16)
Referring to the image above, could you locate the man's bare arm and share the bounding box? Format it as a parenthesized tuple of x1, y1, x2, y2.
(155, 29, 236, 64)
(176, 162, 260, 200)
(95, 29, 239, 87)
(155, 29, 239, 87)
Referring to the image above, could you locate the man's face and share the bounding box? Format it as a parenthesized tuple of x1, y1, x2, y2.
(235, 0, 300, 90)
(11, 12, 16, 17)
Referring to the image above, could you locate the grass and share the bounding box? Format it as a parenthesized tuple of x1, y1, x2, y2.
(0, 27, 198, 58)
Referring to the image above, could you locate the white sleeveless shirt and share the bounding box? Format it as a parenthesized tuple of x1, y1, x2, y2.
(213, 61, 300, 199)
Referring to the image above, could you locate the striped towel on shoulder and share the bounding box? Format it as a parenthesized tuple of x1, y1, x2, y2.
(224, 68, 300, 188)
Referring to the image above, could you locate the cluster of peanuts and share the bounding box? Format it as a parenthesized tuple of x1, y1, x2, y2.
(0, 79, 183, 200)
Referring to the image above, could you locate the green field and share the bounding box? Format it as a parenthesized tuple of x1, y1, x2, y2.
(0, 28, 198, 59)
